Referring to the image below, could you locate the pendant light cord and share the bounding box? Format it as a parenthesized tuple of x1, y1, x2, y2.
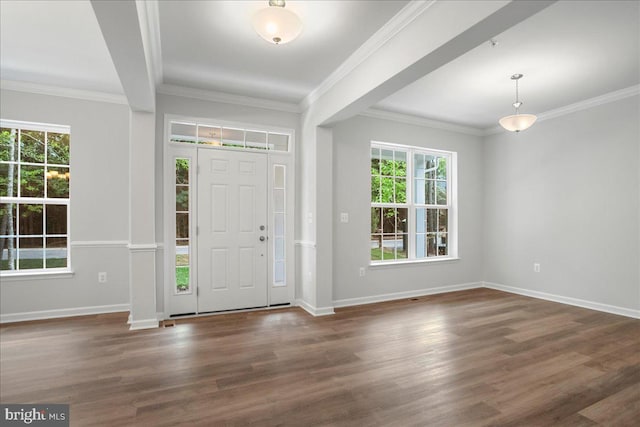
(515, 79, 520, 114)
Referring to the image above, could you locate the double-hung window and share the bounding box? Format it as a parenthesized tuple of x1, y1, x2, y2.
(371, 142, 456, 264)
(0, 120, 71, 274)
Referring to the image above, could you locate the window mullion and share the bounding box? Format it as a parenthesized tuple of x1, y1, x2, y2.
(17, 129, 21, 199)
(43, 130, 48, 270)
(407, 149, 414, 260)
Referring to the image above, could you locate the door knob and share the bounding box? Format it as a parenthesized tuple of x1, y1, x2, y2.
(259, 236, 266, 242)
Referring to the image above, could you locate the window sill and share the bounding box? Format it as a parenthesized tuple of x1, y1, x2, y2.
(0, 270, 75, 281)
(369, 257, 460, 268)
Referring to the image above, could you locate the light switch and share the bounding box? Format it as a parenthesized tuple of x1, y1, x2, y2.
(340, 212, 349, 223)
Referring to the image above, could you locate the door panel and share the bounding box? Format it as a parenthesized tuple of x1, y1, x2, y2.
(198, 149, 268, 312)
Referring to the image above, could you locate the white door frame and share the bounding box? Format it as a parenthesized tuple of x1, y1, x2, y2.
(162, 114, 296, 319)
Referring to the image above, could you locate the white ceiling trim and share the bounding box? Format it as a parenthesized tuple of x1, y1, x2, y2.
(360, 107, 484, 136)
(483, 84, 640, 135)
(157, 83, 301, 114)
(0, 79, 128, 105)
(299, 0, 436, 111)
(136, 0, 163, 85)
(365, 84, 640, 137)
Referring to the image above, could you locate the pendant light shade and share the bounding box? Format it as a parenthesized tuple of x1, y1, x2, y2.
(499, 113, 537, 132)
(499, 74, 537, 132)
(252, 1, 302, 45)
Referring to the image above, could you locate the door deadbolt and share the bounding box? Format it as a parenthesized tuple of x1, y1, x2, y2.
(259, 225, 265, 231)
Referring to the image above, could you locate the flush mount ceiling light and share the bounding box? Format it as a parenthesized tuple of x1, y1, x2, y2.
(252, 0, 303, 45)
(499, 74, 537, 132)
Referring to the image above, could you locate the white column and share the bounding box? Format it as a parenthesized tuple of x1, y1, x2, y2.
(128, 111, 158, 330)
(297, 117, 335, 316)
(315, 126, 334, 311)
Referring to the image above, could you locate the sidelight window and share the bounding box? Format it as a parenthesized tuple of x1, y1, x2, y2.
(175, 158, 191, 293)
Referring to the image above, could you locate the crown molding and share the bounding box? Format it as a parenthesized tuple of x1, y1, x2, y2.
(157, 83, 302, 114)
(136, 0, 163, 85)
(360, 107, 485, 136)
(0, 80, 128, 105)
(299, 0, 436, 111)
(537, 84, 640, 123)
(484, 84, 640, 135)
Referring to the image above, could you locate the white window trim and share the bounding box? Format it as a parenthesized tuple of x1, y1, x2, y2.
(370, 140, 458, 265)
(0, 269, 75, 280)
(0, 119, 72, 277)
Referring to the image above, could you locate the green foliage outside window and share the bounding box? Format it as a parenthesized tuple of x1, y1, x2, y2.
(1, 126, 70, 272)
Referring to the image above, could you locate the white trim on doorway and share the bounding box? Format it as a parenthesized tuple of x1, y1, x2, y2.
(162, 114, 296, 319)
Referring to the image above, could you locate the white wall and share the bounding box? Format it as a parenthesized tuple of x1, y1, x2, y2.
(331, 115, 484, 302)
(153, 93, 300, 313)
(0, 89, 131, 317)
(483, 96, 640, 311)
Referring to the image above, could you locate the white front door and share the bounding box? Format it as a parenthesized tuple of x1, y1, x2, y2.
(197, 149, 268, 312)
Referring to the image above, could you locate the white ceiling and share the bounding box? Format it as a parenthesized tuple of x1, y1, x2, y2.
(375, 0, 640, 129)
(158, 0, 408, 103)
(0, 1, 638, 130)
(0, 0, 123, 95)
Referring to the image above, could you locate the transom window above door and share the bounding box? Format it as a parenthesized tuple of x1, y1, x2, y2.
(169, 121, 290, 152)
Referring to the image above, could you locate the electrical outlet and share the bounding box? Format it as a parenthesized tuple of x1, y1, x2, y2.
(98, 272, 107, 283)
(340, 213, 349, 223)
(359, 267, 365, 277)
(533, 263, 540, 273)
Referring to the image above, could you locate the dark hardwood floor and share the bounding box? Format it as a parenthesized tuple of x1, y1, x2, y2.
(1, 288, 638, 426)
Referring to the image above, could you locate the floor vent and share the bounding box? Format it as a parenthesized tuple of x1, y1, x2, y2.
(162, 320, 176, 328)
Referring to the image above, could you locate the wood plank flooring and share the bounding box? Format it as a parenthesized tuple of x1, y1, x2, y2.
(1, 288, 638, 426)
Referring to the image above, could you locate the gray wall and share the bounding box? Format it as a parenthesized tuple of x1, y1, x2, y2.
(483, 96, 640, 310)
(331, 115, 484, 301)
(0, 89, 131, 315)
(154, 93, 301, 312)
(2, 88, 636, 318)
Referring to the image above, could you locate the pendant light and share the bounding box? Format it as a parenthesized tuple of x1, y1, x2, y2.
(252, 0, 303, 45)
(499, 74, 537, 132)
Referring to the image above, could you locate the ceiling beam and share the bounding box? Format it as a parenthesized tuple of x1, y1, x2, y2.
(91, 0, 155, 112)
(136, 0, 163, 86)
(307, 0, 556, 126)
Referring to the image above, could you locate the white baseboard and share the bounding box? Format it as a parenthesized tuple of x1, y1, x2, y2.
(483, 282, 640, 319)
(333, 282, 482, 308)
(129, 318, 159, 330)
(129, 312, 163, 323)
(296, 299, 335, 316)
(0, 303, 130, 324)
